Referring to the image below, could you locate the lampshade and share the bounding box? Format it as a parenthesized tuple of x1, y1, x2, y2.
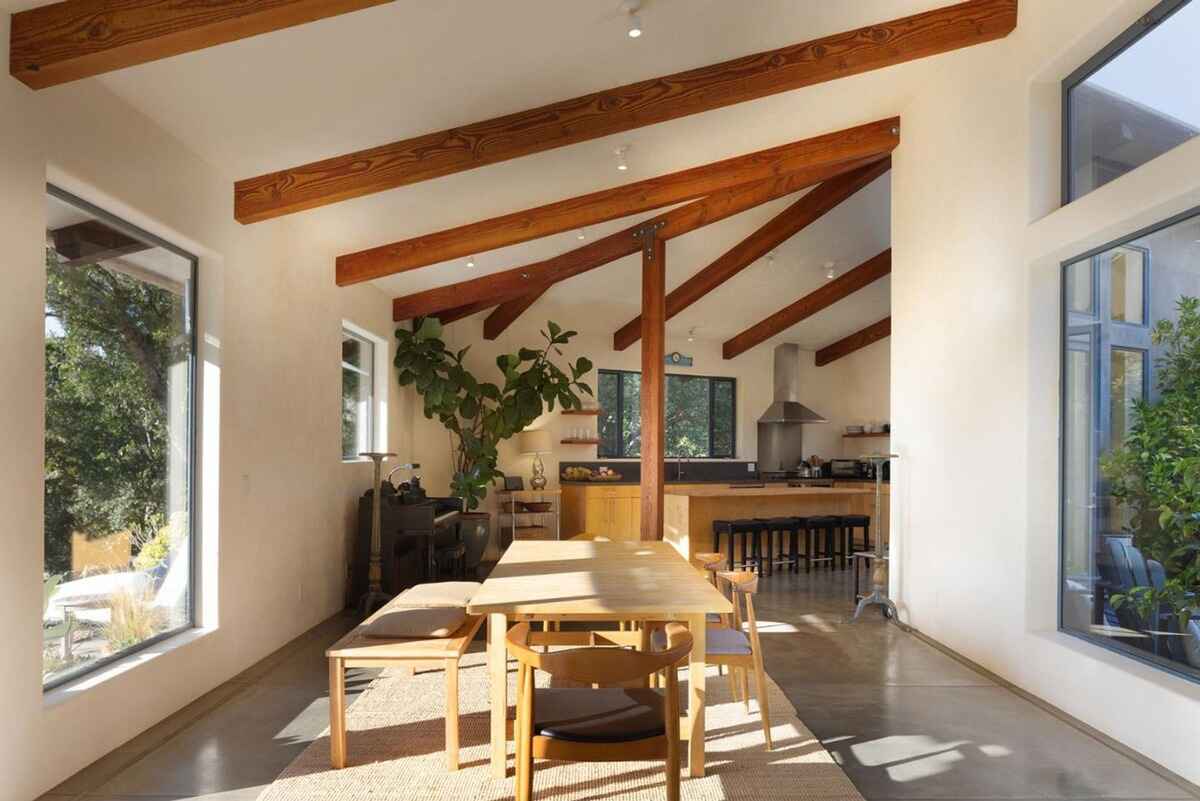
(518, 428, 552, 454)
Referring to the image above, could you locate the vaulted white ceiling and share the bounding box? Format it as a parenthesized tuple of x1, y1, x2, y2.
(10, 0, 928, 352)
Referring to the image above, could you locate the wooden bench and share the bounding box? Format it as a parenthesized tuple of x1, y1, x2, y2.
(326, 604, 485, 770)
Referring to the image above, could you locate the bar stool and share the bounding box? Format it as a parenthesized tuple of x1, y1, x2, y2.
(760, 518, 801, 576)
(786, 516, 811, 573)
(841, 514, 871, 554)
(806, 516, 842, 570)
(712, 519, 766, 571)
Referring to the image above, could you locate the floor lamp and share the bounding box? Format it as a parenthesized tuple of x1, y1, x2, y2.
(852, 452, 899, 622)
(360, 451, 397, 616)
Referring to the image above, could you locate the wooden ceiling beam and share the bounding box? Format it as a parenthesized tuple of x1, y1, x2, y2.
(340, 118, 898, 285)
(10, 0, 391, 90)
(235, 0, 1015, 223)
(815, 317, 892, 366)
(612, 157, 891, 351)
(434, 300, 496, 325)
(49, 219, 151, 267)
(392, 153, 885, 322)
(483, 287, 547, 340)
(722, 248, 891, 359)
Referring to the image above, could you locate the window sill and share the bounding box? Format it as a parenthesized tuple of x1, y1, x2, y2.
(43, 626, 216, 709)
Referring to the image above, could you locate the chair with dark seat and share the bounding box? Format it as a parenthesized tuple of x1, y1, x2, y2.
(759, 517, 802, 575)
(841, 514, 871, 555)
(712, 519, 767, 572)
(506, 621, 692, 801)
(805, 516, 843, 570)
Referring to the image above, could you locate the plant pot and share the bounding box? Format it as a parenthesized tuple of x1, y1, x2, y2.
(458, 512, 492, 577)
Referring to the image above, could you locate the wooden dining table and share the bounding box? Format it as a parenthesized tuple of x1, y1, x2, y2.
(467, 539, 732, 778)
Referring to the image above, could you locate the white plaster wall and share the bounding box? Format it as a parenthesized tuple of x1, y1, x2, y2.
(0, 17, 402, 799)
(796, 341, 891, 459)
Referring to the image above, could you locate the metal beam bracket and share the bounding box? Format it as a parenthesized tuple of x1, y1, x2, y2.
(633, 220, 666, 259)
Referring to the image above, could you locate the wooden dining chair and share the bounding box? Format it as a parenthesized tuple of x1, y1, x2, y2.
(651, 570, 772, 750)
(506, 621, 693, 801)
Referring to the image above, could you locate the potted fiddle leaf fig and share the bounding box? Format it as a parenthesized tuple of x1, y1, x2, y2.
(394, 317, 592, 513)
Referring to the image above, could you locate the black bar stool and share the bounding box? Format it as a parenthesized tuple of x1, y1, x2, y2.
(787, 516, 811, 573)
(760, 517, 801, 575)
(841, 514, 871, 555)
(712, 519, 767, 571)
(806, 516, 842, 570)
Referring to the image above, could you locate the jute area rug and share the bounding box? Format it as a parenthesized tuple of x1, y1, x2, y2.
(256, 649, 864, 801)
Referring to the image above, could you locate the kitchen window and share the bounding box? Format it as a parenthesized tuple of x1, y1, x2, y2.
(597, 369, 735, 459)
(43, 185, 197, 690)
(1059, 205, 1200, 682)
(1063, 0, 1200, 203)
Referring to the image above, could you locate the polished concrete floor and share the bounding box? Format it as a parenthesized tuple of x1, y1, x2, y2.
(41, 566, 1198, 801)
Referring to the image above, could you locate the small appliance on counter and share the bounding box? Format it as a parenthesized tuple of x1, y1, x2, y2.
(827, 459, 859, 479)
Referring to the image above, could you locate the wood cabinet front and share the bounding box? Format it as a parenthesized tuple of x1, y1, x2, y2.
(562, 485, 641, 540)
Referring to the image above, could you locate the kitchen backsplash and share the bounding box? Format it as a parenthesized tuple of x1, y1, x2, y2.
(559, 460, 759, 483)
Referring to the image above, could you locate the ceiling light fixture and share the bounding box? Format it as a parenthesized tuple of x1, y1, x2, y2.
(576, 229, 587, 241)
(766, 252, 776, 266)
(466, 256, 476, 268)
(614, 144, 631, 171)
(622, 0, 643, 38)
(824, 261, 837, 280)
(687, 326, 697, 343)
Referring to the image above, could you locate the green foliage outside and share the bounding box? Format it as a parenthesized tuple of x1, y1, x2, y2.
(598, 371, 735, 458)
(1101, 296, 1200, 632)
(44, 250, 186, 575)
(394, 318, 592, 510)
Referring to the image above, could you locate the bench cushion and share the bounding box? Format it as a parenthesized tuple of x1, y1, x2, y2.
(364, 605, 467, 639)
(395, 581, 481, 608)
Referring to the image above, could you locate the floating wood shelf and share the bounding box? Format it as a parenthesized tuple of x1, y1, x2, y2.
(843, 432, 891, 438)
(560, 437, 601, 445)
(561, 409, 601, 416)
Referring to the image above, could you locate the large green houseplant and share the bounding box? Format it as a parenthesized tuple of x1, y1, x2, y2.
(395, 318, 592, 511)
(1101, 296, 1200, 633)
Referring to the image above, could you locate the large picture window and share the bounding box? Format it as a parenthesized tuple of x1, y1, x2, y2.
(597, 369, 735, 459)
(43, 186, 197, 690)
(1063, 0, 1199, 203)
(1060, 206, 1200, 682)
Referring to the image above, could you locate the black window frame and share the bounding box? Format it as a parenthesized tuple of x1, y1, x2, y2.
(43, 184, 200, 692)
(1061, 0, 1195, 205)
(597, 368, 736, 459)
(1057, 202, 1200, 686)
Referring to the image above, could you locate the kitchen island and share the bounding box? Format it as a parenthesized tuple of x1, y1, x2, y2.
(663, 485, 875, 562)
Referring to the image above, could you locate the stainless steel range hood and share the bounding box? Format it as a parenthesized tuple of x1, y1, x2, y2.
(757, 344, 827, 424)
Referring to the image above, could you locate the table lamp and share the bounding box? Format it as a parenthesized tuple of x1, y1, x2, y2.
(518, 428, 552, 490)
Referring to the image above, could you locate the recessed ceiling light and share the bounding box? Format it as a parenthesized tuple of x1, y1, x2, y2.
(614, 144, 631, 171)
(466, 256, 476, 268)
(622, 0, 643, 38)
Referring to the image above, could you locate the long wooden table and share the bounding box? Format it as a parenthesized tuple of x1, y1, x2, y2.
(467, 540, 731, 778)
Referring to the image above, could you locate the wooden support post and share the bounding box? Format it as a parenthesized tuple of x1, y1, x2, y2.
(639, 225, 666, 542)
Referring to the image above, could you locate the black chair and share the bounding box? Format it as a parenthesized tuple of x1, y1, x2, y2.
(805, 516, 843, 570)
(841, 514, 871, 555)
(759, 517, 802, 576)
(712, 519, 768, 573)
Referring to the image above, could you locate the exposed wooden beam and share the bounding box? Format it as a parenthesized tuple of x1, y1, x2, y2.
(50, 219, 150, 267)
(10, 0, 391, 90)
(338, 118, 898, 283)
(816, 317, 892, 366)
(235, 0, 1015, 223)
(612, 157, 891, 351)
(639, 230, 666, 542)
(434, 300, 496, 325)
(483, 287, 547, 340)
(723, 248, 891, 359)
(391, 153, 887, 322)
